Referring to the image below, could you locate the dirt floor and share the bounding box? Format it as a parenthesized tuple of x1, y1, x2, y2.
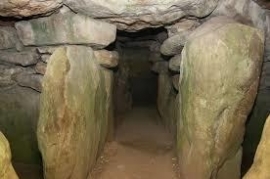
(91, 107, 178, 179)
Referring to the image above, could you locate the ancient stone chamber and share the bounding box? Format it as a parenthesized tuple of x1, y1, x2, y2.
(0, 0, 270, 179)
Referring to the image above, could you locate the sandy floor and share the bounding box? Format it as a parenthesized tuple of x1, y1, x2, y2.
(91, 106, 178, 179)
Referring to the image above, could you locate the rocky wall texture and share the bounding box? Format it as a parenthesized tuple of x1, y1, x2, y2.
(0, 7, 117, 171)
(177, 17, 264, 179)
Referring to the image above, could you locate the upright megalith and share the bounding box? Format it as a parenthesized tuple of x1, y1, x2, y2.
(243, 115, 270, 179)
(37, 46, 113, 179)
(177, 17, 264, 179)
(0, 132, 18, 179)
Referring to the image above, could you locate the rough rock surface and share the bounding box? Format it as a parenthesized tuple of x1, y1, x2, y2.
(0, 86, 40, 164)
(13, 72, 43, 92)
(64, 0, 219, 31)
(37, 46, 113, 179)
(177, 17, 264, 179)
(0, 50, 39, 66)
(166, 19, 200, 37)
(0, 26, 19, 50)
(94, 50, 119, 68)
(160, 32, 190, 56)
(243, 115, 270, 179)
(0, 132, 18, 179)
(35, 62, 47, 75)
(172, 75, 179, 91)
(169, 54, 181, 72)
(0, 0, 63, 18)
(15, 7, 117, 48)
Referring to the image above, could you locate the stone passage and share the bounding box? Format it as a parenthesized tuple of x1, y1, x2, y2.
(90, 107, 177, 179)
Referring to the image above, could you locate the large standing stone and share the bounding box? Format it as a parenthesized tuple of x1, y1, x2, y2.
(177, 17, 264, 179)
(243, 115, 270, 179)
(15, 7, 117, 48)
(0, 132, 18, 179)
(37, 46, 113, 179)
(64, 0, 219, 31)
(0, 0, 62, 17)
(0, 86, 40, 164)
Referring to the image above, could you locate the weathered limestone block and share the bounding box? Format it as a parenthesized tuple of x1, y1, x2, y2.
(0, 132, 18, 179)
(0, 50, 39, 66)
(169, 54, 181, 72)
(0, 26, 19, 50)
(0, 0, 63, 17)
(177, 17, 264, 179)
(64, 0, 219, 31)
(0, 86, 40, 164)
(15, 7, 117, 48)
(37, 46, 113, 179)
(243, 115, 270, 179)
(94, 50, 119, 68)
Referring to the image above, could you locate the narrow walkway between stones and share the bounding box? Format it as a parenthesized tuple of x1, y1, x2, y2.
(91, 106, 178, 179)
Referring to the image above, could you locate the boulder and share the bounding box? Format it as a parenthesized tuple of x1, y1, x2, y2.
(0, 0, 62, 18)
(0, 86, 40, 164)
(169, 54, 181, 72)
(64, 0, 219, 31)
(177, 17, 264, 179)
(94, 50, 119, 68)
(37, 46, 113, 179)
(160, 31, 190, 56)
(0, 26, 19, 50)
(243, 115, 270, 179)
(15, 7, 117, 48)
(0, 50, 39, 66)
(0, 132, 18, 179)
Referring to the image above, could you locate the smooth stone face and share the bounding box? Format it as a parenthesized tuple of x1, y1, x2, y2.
(0, 26, 19, 50)
(94, 50, 119, 68)
(243, 115, 270, 179)
(0, 132, 18, 179)
(177, 17, 264, 179)
(0, 0, 63, 17)
(0, 86, 40, 164)
(169, 54, 181, 72)
(37, 46, 113, 179)
(64, 0, 219, 31)
(15, 7, 117, 48)
(0, 50, 39, 66)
